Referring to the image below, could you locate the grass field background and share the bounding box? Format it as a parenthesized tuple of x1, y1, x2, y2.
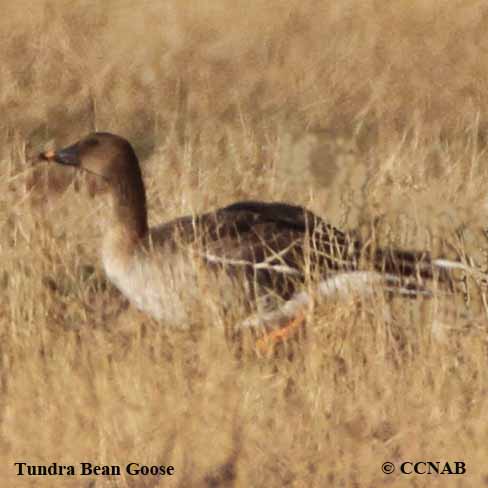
(2, 1, 488, 486)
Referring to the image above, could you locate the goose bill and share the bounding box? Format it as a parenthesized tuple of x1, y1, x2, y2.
(40, 143, 81, 166)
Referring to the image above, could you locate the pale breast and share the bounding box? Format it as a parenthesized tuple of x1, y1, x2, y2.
(101, 235, 243, 326)
(102, 237, 182, 323)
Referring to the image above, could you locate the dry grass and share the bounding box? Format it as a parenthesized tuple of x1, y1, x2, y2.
(3, 1, 488, 486)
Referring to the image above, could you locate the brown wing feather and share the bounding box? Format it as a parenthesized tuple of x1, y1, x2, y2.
(150, 200, 454, 298)
(150, 201, 358, 299)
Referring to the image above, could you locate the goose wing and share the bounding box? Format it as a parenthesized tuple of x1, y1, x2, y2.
(151, 200, 455, 297)
(150, 201, 358, 298)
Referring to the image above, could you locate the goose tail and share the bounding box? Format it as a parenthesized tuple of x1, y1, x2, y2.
(370, 246, 459, 294)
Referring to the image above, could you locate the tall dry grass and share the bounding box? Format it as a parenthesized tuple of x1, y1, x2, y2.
(2, 1, 488, 486)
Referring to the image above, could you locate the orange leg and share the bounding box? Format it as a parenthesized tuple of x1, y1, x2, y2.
(255, 311, 306, 355)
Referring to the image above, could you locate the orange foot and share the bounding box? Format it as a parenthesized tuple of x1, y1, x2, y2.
(255, 311, 306, 355)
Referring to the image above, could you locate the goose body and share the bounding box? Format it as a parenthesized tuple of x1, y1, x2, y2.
(40, 132, 458, 328)
(100, 199, 359, 324)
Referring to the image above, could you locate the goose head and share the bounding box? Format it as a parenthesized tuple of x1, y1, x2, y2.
(40, 132, 139, 184)
(40, 132, 149, 239)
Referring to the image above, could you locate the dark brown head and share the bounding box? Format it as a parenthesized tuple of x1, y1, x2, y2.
(41, 132, 148, 238)
(39, 132, 139, 183)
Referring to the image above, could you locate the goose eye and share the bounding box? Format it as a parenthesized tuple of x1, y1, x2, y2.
(84, 138, 99, 148)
